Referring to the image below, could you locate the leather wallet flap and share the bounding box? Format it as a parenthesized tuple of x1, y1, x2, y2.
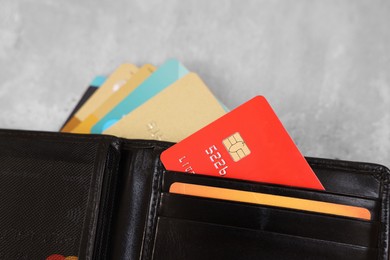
(0, 130, 121, 260)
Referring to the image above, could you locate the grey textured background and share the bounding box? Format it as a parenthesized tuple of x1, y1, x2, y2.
(0, 0, 389, 166)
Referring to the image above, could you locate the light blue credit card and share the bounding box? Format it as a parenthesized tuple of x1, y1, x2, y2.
(91, 59, 189, 133)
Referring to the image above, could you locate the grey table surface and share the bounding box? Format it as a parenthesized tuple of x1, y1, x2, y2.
(0, 0, 389, 167)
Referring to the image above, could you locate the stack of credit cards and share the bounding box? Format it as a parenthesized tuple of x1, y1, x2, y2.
(61, 59, 227, 141)
(60, 58, 322, 189)
(60, 59, 372, 221)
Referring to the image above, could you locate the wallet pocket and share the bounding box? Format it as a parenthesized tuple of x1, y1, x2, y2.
(158, 192, 379, 247)
(140, 147, 390, 260)
(152, 216, 378, 260)
(146, 170, 384, 259)
(162, 171, 381, 221)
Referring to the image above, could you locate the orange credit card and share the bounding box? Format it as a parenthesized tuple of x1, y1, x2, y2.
(161, 96, 324, 190)
(169, 182, 371, 220)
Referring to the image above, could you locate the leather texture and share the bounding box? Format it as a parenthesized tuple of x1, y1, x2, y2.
(0, 129, 388, 260)
(0, 130, 120, 259)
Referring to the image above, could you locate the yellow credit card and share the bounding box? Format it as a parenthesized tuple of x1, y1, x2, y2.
(103, 73, 226, 142)
(61, 63, 138, 132)
(169, 182, 371, 220)
(71, 64, 155, 134)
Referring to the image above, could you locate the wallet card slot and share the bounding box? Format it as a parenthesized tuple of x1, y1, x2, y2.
(158, 192, 379, 247)
(152, 216, 378, 260)
(162, 171, 381, 220)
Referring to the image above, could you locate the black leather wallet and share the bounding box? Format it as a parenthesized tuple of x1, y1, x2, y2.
(0, 129, 388, 260)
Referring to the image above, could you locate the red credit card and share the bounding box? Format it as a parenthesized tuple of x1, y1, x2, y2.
(160, 96, 324, 190)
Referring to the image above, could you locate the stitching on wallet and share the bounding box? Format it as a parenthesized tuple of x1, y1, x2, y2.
(95, 144, 119, 259)
(307, 158, 389, 177)
(379, 172, 389, 259)
(84, 139, 107, 259)
(0, 130, 117, 143)
(102, 141, 121, 258)
(141, 150, 164, 260)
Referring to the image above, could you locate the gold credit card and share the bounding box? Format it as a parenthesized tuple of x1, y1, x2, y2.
(61, 63, 138, 132)
(71, 64, 155, 134)
(103, 73, 226, 142)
